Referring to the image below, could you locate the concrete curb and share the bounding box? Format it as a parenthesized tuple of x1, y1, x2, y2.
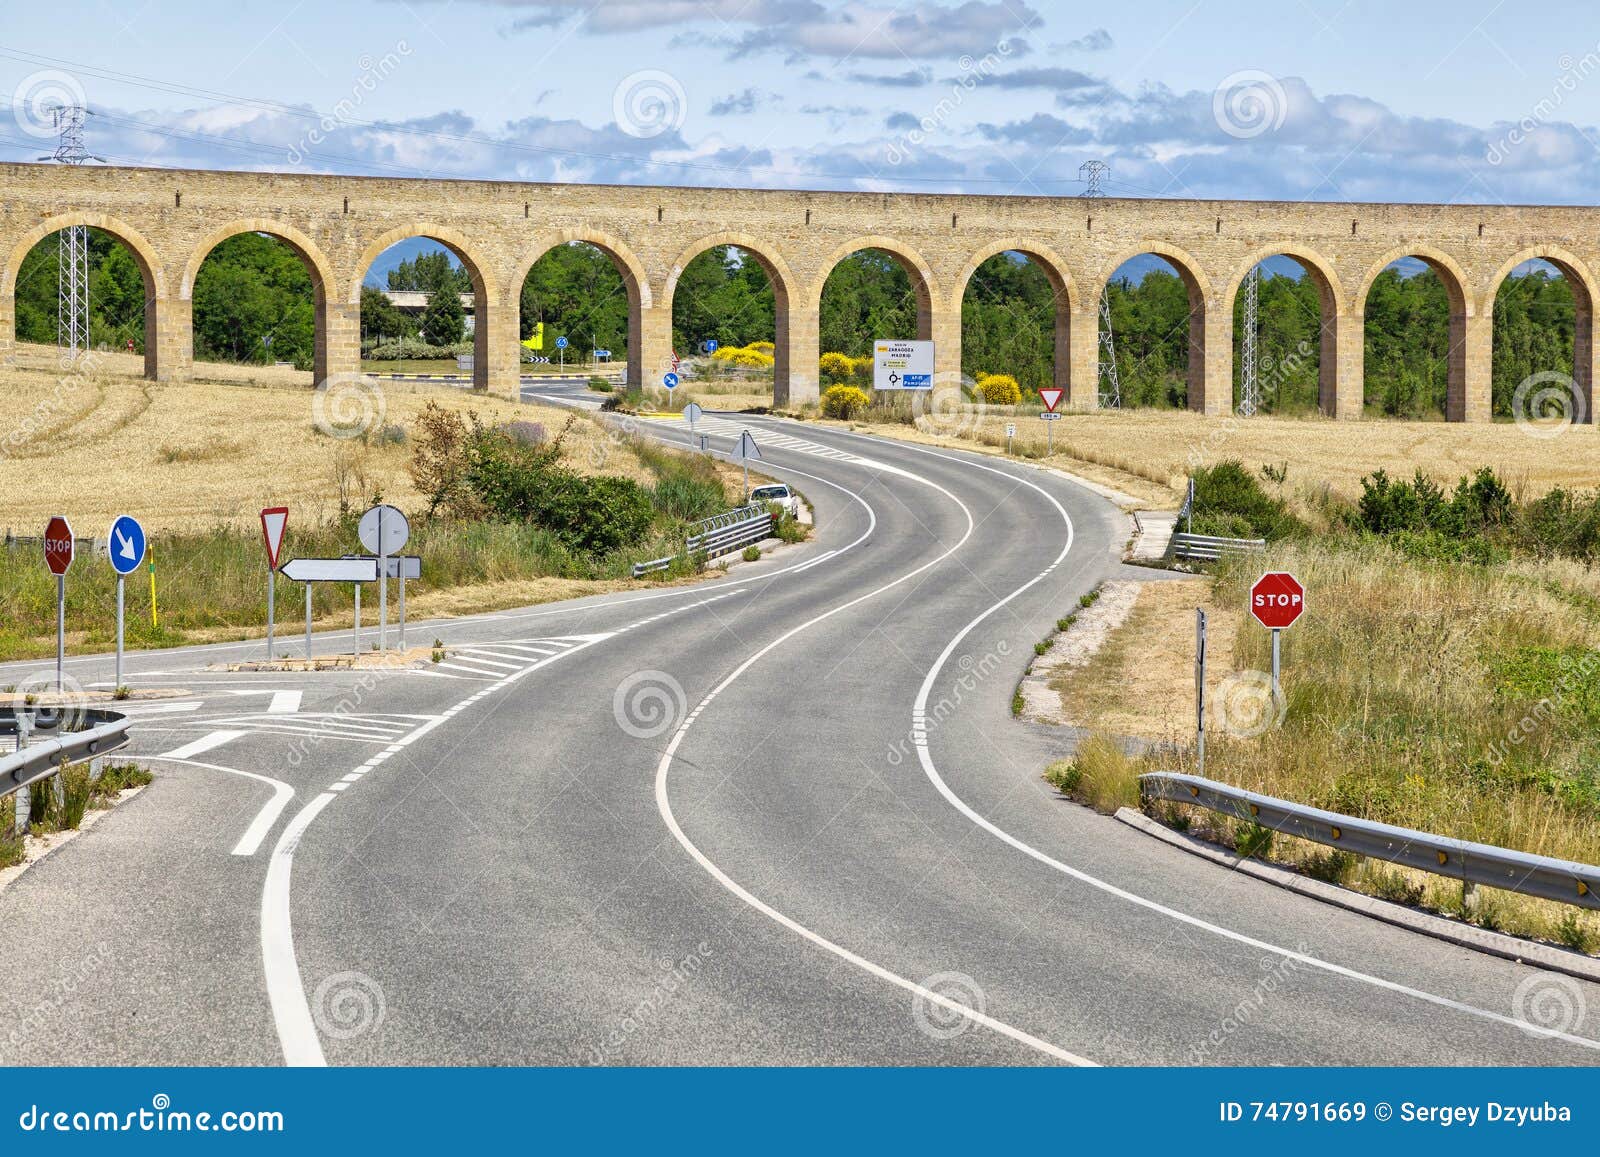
(1112, 806, 1600, 983)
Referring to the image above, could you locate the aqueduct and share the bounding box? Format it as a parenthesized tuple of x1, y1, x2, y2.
(2, 161, 1594, 420)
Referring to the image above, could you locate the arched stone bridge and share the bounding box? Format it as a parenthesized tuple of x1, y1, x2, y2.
(2, 161, 1592, 420)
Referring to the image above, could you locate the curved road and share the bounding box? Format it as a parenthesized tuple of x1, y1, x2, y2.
(1, 413, 1596, 1066)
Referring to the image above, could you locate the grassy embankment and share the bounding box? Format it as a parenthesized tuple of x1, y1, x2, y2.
(1044, 460, 1600, 950)
(0, 345, 775, 661)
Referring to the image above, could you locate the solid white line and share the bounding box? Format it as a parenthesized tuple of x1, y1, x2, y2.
(820, 426, 1600, 1055)
(267, 690, 303, 714)
(262, 791, 337, 1066)
(256, 627, 632, 1065)
(652, 462, 1093, 1063)
(139, 753, 295, 857)
(434, 663, 499, 676)
(158, 730, 247, 759)
(118, 700, 203, 716)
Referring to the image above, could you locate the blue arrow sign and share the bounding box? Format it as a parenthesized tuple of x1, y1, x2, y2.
(555, 336, 569, 350)
(663, 372, 680, 390)
(704, 339, 719, 353)
(107, 514, 146, 576)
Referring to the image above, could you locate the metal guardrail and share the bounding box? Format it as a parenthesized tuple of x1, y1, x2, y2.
(632, 504, 777, 577)
(1171, 531, 1266, 562)
(0, 708, 132, 798)
(1140, 772, 1600, 910)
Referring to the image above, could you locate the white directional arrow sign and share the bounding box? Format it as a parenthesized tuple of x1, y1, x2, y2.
(279, 557, 379, 583)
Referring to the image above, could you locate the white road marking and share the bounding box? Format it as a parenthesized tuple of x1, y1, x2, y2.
(139, 754, 294, 857)
(257, 605, 750, 1065)
(648, 460, 1095, 1064)
(116, 700, 203, 716)
(158, 730, 247, 759)
(816, 424, 1600, 1055)
(267, 690, 303, 714)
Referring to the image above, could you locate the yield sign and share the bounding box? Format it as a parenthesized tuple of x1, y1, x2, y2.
(44, 515, 74, 576)
(735, 430, 763, 461)
(1038, 387, 1065, 413)
(260, 507, 289, 569)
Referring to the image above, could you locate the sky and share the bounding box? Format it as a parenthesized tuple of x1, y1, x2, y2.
(5, 0, 1600, 209)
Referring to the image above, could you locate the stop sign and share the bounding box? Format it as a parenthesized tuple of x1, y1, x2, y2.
(44, 515, 74, 576)
(1250, 571, 1304, 629)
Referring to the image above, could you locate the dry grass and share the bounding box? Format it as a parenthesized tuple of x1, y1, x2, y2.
(0, 343, 651, 532)
(811, 401, 1600, 511)
(1050, 578, 1234, 735)
(1054, 540, 1600, 949)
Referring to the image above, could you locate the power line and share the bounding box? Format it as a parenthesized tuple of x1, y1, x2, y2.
(0, 46, 1131, 189)
(1239, 263, 1260, 416)
(1080, 160, 1121, 408)
(38, 105, 101, 361)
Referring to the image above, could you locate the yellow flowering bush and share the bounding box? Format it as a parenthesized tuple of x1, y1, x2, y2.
(976, 372, 1022, 405)
(822, 384, 870, 419)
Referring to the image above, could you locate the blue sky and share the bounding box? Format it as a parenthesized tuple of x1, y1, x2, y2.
(5, 0, 1600, 208)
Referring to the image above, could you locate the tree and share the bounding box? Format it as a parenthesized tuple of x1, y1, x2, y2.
(361, 285, 412, 344)
(519, 242, 630, 357)
(387, 250, 469, 294)
(420, 283, 466, 346)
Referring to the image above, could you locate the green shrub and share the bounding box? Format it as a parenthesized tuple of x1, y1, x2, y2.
(742, 545, 761, 562)
(1191, 460, 1302, 540)
(587, 377, 614, 393)
(822, 385, 870, 419)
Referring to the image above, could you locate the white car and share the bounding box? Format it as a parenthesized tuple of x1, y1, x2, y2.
(750, 483, 800, 518)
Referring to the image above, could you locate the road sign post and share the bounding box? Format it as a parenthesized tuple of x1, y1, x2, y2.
(1250, 572, 1304, 701)
(44, 516, 74, 691)
(1195, 606, 1208, 775)
(278, 556, 380, 661)
(1005, 422, 1016, 454)
(107, 515, 146, 689)
(260, 507, 289, 660)
(305, 584, 313, 660)
(735, 429, 762, 502)
(359, 504, 410, 652)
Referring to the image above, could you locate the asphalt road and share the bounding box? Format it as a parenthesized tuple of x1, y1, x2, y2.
(1, 410, 1597, 1066)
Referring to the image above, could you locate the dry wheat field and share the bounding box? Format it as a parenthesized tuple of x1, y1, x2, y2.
(0, 344, 651, 533)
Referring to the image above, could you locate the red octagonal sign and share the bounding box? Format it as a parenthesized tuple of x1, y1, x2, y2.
(44, 515, 74, 576)
(1250, 571, 1304, 629)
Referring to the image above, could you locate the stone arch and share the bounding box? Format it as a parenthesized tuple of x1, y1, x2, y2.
(1357, 244, 1474, 420)
(352, 223, 498, 390)
(665, 232, 798, 402)
(1485, 244, 1598, 424)
(952, 239, 1076, 395)
(512, 230, 653, 389)
(183, 219, 338, 384)
(806, 235, 937, 333)
(1098, 243, 1215, 412)
(1223, 244, 1343, 416)
(2, 213, 165, 379)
